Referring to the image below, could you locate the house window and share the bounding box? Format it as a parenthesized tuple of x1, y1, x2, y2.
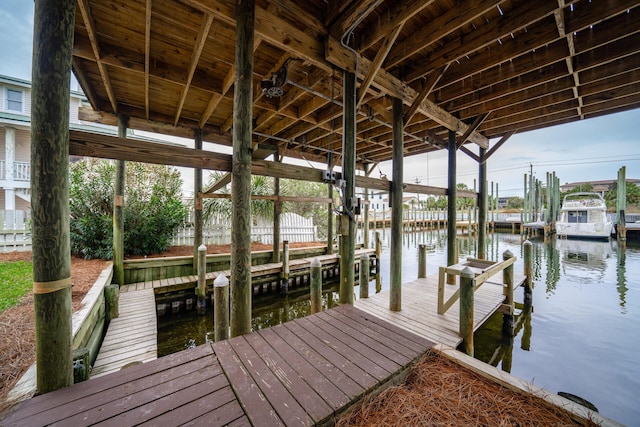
(6, 88, 23, 112)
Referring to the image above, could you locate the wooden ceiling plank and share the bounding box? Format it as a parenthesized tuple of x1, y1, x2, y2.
(358, 0, 436, 52)
(266, 0, 327, 35)
(145, 0, 152, 119)
(404, 64, 449, 128)
(386, 0, 505, 69)
(174, 13, 214, 126)
(329, 0, 382, 38)
(78, 0, 118, 112)
(356, 23, 404, 109)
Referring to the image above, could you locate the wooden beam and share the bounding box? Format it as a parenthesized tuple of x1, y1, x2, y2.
(403, 64, 449, 127)
(174, 13, 214, 126)
(389, 97, 403, 311)
(554, 0, 583, 119)
(326, 36, 489, 148)
(457, 113, 490, 150)
(77, 0, 117, 112)
(144, 0, 152, 119)
(356, 24, 404, 109)
(201, 194, 332, 203)
(459, 146, 480, 163)
(329, 0, 382, 38)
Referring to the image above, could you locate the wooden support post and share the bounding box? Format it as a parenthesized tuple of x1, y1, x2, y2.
(273, 153, 282, 262)
(105, 284, 119, 321)
(418, 244, 427, 278)
(193, 129, 204, 272)
(339, 70, 356, 305)
(459, 266, 475, 356)
(282, 240, 290, 293)
(31, 0, 75, 393)
(230, 0, 255, 337)
(502, 250, 515, 337)
(364, 187, 370, 249)
(359, 253, 370, 299)
(375, 231, 382, 293)
(326, 184, 334, 255)
(617, 166, 627, 241)
(523, 240, 533, 306)
(310, 258, 322, 314)
(73, 348, 90, 384)
(390, 97, 403, 311)
(196, 244, 207, 315)
(447, 129, 457, 284)
(214, 274, 230, 341)
(114, 114, 128, 286)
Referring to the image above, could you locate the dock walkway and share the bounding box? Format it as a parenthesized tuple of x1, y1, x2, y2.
(91, 288, 157, 377)
(355, 272, 525, 348)
(2, 305, 433, 426)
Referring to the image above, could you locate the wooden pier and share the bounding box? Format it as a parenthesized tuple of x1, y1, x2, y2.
(2, 305, 433, 426)
(355, 271, 525, 348)
(91, 288, 157, 378)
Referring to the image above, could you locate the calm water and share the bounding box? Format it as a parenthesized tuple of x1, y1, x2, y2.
(158, 229, 640, 426)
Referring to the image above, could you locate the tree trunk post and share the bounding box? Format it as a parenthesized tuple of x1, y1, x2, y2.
(390, 97, 403, 311)
(418, 244, 427, 278)
(31, 0, 75, 393)
(359, 253, 370, 299)
(230, 0, 255, 337)
(447, 130, 457, 284)
(326, 183, 334, 255)
(459, 266, 475, 356)
(502, 250, 515, 337)
(339, 70, 356, 305)
(364, 186, 370, 249)
(193, 129, 203, 272)
(273, 153, 282, 262)
(114, 114, 128, 286)
(214, 274, 230, 341)
(523, 240, 533, 306)
(618, 166, 627, 241)
(375, 231, 382, 293)
(310, 258, 322, 314)
(197, 244, 207, 315)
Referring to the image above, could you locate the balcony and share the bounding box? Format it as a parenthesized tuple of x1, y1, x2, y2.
(0, 160, 30, 181)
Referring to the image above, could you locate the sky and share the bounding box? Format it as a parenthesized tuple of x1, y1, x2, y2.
(2, 1, 638, 198)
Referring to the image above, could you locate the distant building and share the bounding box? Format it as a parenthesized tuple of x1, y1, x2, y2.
(560, 179, 640, 197)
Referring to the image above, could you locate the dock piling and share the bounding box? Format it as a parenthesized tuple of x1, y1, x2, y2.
(375, 231, 382, 293)
(214, 274, 230, 342)
(523, 240, 533, 306)
(418, 244, 427, 278)
(282, 240, 290, 294)
(105, 284, 119, 321)
(360, 253, 370, 299)
(196, 244, 207, 315)
(502, 250, 515, 337)
(310, 258, 322, 314)
(459, 266, 475, 356)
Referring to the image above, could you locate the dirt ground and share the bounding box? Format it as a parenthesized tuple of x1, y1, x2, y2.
(0, 242, 324, 407)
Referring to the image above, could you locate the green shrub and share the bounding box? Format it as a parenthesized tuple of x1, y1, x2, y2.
(70, 159, 187, 259)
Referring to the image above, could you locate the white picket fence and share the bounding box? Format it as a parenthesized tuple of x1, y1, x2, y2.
(171, 212, 317, 246)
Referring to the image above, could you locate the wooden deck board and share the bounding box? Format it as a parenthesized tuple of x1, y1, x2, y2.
(354, 273, 525, 348)
(91, 288, 157, 378)
(3, 306, 432, 427)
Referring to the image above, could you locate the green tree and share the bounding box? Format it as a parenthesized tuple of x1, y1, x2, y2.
(202, 172, 274, 224)
(70, 159, 187, 259)
(507, 196, 524, 209)
(604, 181, 640, 210)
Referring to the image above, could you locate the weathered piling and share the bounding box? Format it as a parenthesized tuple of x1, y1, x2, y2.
(196, 244, 207, 315)
(360, 253, 370, 299)
(459, 266, 475, 356)
(282, 240, 290, 293)
(105, 284, 119, 321)
(310, 258, 322, 314)
(617, 166, 627, 241)
(523, 240, 533, 306)
(418, 244, 427, 278)
(502, 250, 515, 337)
(214, 274, 230, 342)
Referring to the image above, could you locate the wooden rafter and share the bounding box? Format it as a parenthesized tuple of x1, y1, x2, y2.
(174, 13, 214, 126)
(356, 23, 404, 109)
(555, 0, 583, 119)
(77, 0, 117, 112)
(144, 0, 152, 119)
(403, 64, 449, 128)
(329, 0, 382, 38)
(358, 0, 436, 52)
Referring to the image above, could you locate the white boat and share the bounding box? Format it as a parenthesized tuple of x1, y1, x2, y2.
(556, 192, 614, 239)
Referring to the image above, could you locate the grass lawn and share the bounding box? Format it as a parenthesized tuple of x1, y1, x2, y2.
(0, 261, 33, 314)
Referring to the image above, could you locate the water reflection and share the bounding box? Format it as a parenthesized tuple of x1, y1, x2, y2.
(616, 242, 627, 312)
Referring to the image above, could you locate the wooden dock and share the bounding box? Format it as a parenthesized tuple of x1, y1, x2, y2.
(355, 272, 525, 348)
(91, 288, 157, 377)
(2, 305, 433, 426)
